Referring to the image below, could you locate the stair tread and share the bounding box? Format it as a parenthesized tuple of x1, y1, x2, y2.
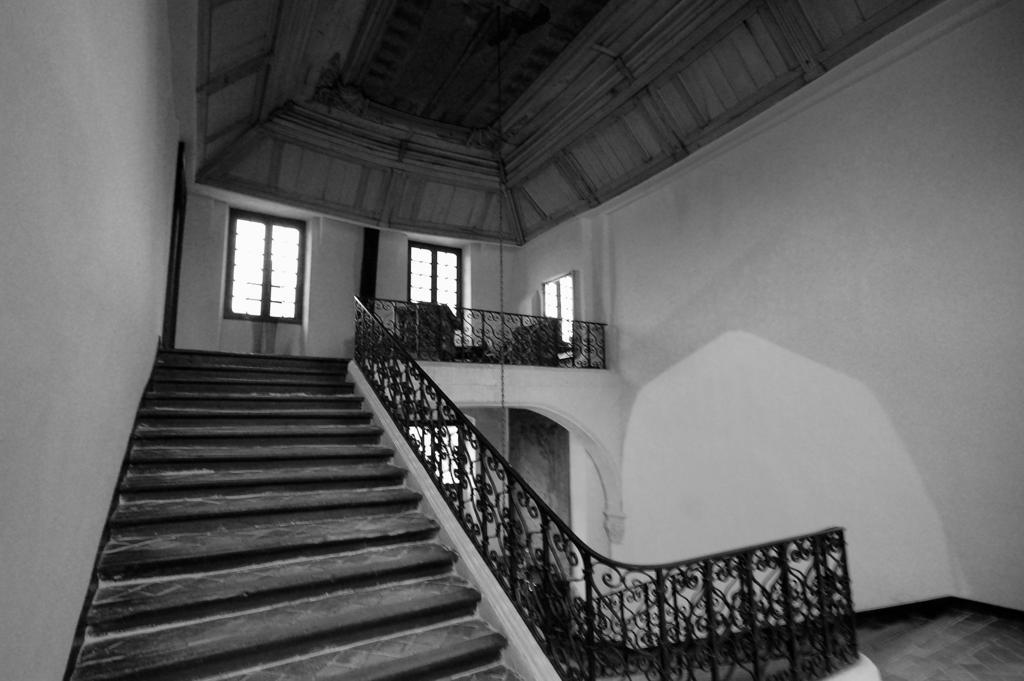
(122, 461, 405, 490)
(214, 621, 504, 681)
(146, 391, 361, 399)
(138, 407, 369, 417)
(89, 542, 457, 627)
(71, 576, 480, 681)
(448, 664, 528, 681)
(152, 374, 349, 384)
(157, 349, 346, 362)
(134, 423, 381, 438)
(130, 442, 394, 462)
(154, 363, 346, 376)
(112, 486, 421, 524)
(100, 512, 440, 573)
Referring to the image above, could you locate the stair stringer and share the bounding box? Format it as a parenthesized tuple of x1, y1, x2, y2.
(350, 363, 561, 681)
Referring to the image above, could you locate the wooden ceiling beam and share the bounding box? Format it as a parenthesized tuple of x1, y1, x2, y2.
(765, 0, 825, 79)
(417, 9, 499, 120)
(505, 0, 755, 183)
(196, 126, 269, 182)
(343, 0, 400, 83)
(197, 52, 272, 95)
(259, 1, 322, 120)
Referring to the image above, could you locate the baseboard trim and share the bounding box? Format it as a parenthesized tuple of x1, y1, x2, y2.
(857, 596, 1024, 624)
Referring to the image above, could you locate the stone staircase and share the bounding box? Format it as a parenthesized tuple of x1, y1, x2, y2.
(67, 349, 525, 681)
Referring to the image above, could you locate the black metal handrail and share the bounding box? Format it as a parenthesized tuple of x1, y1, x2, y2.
(367, 297, 606, 369)
(354, 297, 858, 681)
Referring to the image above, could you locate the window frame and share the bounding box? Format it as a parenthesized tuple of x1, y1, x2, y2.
(407, 241, 462, 309)
(542, 271, 577, 343)
(223, 208, 306, 324)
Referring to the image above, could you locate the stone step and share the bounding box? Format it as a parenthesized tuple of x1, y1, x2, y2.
(99, 512, 441, 578)
(137, 407, 375, 427)
(214, 621, 507, 681)
(88, 542, 457, 631)
(112, 485, 421, 526)
(129, 442, 395, 464)
(143, 392, 364, 409)
(149, 376, 354, 395)
(121, 461, 405, 492)
(156, 350, 348, 373)
(152, 366, 348, 383)
(70, 577, 481, 681)
(449, 663, 529, 681)
(133, 423, 384, 446)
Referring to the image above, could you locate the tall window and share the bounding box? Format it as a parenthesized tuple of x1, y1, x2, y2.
(409, 242, 461, 310)
(543, 273, 575, 342)
(225, 210, 305, 323)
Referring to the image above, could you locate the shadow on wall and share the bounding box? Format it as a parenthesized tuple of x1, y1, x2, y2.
(619, 331, 958, 611)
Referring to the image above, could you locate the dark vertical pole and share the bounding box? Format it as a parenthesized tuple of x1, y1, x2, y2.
(656, 567, 671, 681)
(359, 227, 380, 302)
(162, 142, 187, 349)
(704, 562, 720, 681)
(814, 534, 835, 673)
(584, 554, 596, 680)
(779, 542, 802, 681)
(742, 551, 763, 680)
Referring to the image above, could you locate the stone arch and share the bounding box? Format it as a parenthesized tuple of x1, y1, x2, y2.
(460, 398, 624, 550)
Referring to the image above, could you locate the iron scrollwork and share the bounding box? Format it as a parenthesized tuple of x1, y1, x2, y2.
(354, 297, 857, 681)
(367, 298, 606, 369)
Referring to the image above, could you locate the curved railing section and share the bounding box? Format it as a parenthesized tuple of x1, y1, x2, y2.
(354, 297, 857, 681)
(367, 297, 606, 369)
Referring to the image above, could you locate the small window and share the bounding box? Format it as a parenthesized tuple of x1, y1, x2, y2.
(225, 210, 305, 323)
(542, 273, 574, 343)
(409, 242, 461, 310)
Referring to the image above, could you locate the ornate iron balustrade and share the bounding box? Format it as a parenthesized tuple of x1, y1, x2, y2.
(367, 297, 606, 369)
(354, 297, 858, 681)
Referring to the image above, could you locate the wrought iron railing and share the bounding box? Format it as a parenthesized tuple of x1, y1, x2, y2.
(366, 297, 606, 369)
(354, 297, 858, 681)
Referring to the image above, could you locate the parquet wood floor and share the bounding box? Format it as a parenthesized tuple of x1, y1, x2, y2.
(857, 602, 1024, 680)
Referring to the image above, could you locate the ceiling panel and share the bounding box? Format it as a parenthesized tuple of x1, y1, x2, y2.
(208, 0, 277, 72)
(192, 0, 943, 243)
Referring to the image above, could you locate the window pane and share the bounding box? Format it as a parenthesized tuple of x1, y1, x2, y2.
(410, 273, 431, 290)
(234, 258, 263, 284)
(410, 286, 432, 303)
(560, 277, 573, 320)
(437, 290, 456, 309)
(543, 281, 559, 318)
(411, 247, 433, 265)
(269, 301, 295, 318)
(235, 220, 265, 248)
(437, 263, 457, 280)
(272, 225, 299, 245)
(271, 270, 297, 289)
(270, 285, 295, 304)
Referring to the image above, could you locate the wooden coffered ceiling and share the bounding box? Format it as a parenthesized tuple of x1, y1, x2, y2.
(193, 0, 940, 244)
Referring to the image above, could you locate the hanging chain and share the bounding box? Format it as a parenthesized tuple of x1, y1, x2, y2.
(495, 5, 509, 453)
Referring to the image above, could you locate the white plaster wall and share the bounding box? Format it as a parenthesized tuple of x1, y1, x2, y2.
(0, 2, 179, 678)
(570, 433, 610, 556)
(304, 217, 363, 357)
(506, 217, 611, 325)
(596, 0, 1024, 610)
(176, 198, 362, 356)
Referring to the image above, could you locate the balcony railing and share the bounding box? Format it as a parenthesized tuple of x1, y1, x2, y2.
(366, 298, 606, 369)
(354, 297, 858, 681)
